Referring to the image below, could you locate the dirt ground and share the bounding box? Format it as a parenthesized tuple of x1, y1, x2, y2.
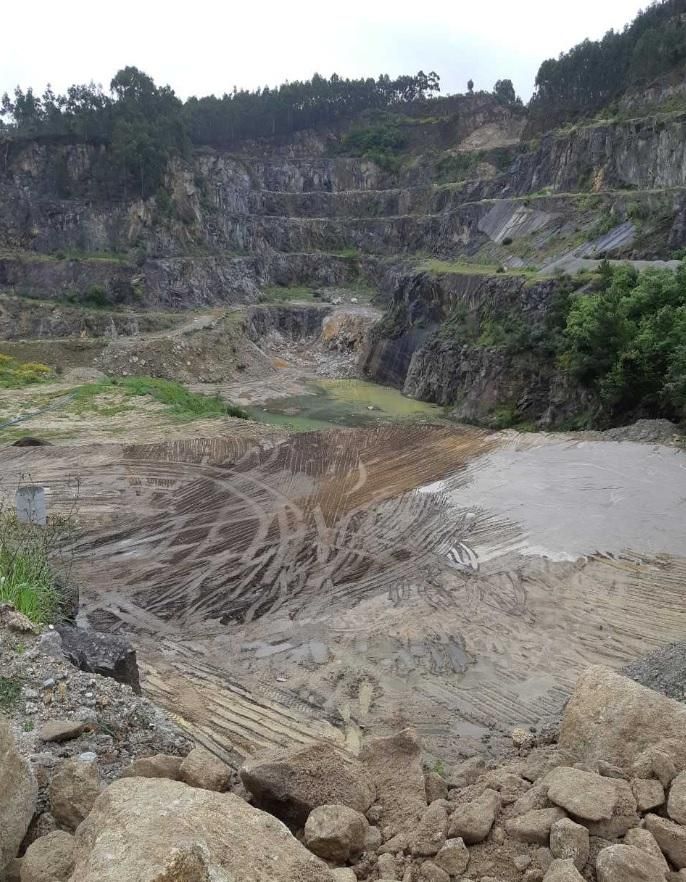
(2, 424, 685, 767)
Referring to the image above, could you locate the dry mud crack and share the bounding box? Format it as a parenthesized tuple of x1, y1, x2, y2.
(2, 425, 685, 764)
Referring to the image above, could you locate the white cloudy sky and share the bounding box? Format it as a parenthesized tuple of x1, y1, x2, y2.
(2, 0, 646, 102)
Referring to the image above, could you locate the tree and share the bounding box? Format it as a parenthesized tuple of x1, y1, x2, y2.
(493, 79, 517, 105)
(467, 79, 474, 94)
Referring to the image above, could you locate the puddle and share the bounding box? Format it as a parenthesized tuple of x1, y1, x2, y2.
(247, 378, 444, 430)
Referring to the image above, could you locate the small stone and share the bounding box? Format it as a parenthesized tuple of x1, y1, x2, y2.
(20, 830, 74, 881)
(179, 747, 232, 792)
(546, 767, 618, 821)
(425, 771, 448, 803)
(445, 756, 485, 788)
(543, 859, 584, 881)
(631, 778, 665, 812)
(646, 813, 686, 869)
(378, 831, 407, 854)
(549, 818, 589, 871)
(448, 788, 500, 844)
(304, 804, 369, 862)
(418, 860, 449, 882)
(332, 870, 356, 882)
(596, 843, 671, 882)
(37, 720, 87, 743)
(669, 771, 686, 825)
(377, 853, 398, 878)
(505, 808, 567, 845)
(409, 802, 448, 856)
(513, 727, 535, 750)
(434, 837, 470, 875)
(42, 678, 55, 689)
(514, 854, 533, 871)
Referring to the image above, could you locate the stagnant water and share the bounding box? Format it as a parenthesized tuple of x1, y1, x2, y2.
(247, 378, 445, 430)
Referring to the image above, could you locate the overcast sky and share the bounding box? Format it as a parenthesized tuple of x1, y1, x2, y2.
(2, 0, 646, 102)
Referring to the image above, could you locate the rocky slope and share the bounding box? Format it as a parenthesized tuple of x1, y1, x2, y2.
(4, 603, 686, 882)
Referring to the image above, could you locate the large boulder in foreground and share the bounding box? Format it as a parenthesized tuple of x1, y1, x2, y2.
(360, 728, 427, 837)
(559, 666, 686, 771)
(240, 741, 374, 827)
(0, 716, 38, 878)
(68, 777, 336, 882)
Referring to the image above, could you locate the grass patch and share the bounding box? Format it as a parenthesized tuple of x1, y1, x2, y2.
(418, 259, 534, 278)
(0, 354, 53, 388)
(0, 676, 22, 710)
(71, 376, 249, 422)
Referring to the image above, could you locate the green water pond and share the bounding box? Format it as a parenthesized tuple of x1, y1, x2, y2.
(247, 378, 445, 431)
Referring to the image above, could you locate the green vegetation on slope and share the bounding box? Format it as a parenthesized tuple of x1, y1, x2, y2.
(0, 354, 52, 388)
(529, 0, 686, 130)
(71, 376, 249, 421)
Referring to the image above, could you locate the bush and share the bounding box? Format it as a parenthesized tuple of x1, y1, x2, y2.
(0, 354, 52, 388)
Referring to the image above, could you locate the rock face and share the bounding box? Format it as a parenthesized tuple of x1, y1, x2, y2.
(240, 741, 374, 826)
(178, 747, 231, 792)
(0, 716, 38, 878)
(49, 755, 102, 831)
(304, 804, 369, 862)
(359, 729, 426, 837)
(596, 843, 670, 882)
(56, 625, 141, 694)
(20, 830, 75, 882)
(559, 666, 686, 772)
(448, 788, 501, 844)
(68, 777, 336, 882)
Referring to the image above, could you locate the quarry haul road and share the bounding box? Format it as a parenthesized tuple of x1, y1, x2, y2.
(2, 425, 685, 763)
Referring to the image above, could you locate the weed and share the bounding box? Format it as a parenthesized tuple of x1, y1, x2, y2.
(0, 354, 52, 389)
(0, 676, 22, 710)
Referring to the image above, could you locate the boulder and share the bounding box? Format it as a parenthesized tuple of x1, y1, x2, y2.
(304, 804, 368, 862)
(646, 814, 686, 869)
(425, 771, 448, 803)
(20, 831, 74, 882)
(433, 838, 470, 875)
(120, 754, 182, 780)
(178, 747, 231, 792)
(49, 756, 102, 831)
(585, 778, 640, 839)
(543, 859, 585, 881)
(0, 716, 38, 878)
(360, 729, 426, 838)
(596, 843, 670, 882)
(505, 808, 567, 845)
(624, 828, 670, 874)
(446, 755, 485, 788)
(56, 624, 141, 693)
(240, 741, 374, 827)
(634, 745, 679, 788)
(448, 788, 501, 844)
(631, 778, 665, 812)
(409, 803, 448, 856)
(68, 777, 336, 882)
(560, 667, 686, 772)
(549, 818, 589, 871)
(546, 767, 618, 821)
(669, 771, 686, 825)
(37, 720, 87, 743)
(365, 825, 382, 851)
(377, 852, 398, 878)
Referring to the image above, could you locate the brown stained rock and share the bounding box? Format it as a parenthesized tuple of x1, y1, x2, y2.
(409, 803, 448, 856)
(179, 747, 231, 792)
(120, 753, 183, 780)
(49, 756, 102, 832)
(241, 741, 374, 827)
(549, 818, 589, 871)
(546, 767, 618, 821)
(20, 831, 74, 882)
(433, 838, 470, 876)
(668, 771, 686, 825)
(559, 667, 686, 773)
(596, 843, 671, 882)
(0, 717, 38, 879)
(645, 814, 686, 869)
(37, 720, 87, 743)
(624, 828, 670, 874)
(543, 859, 585, 881)
(448, 788, 501, 844)
(505, 808, 567, 845)
(631, 778, 665, 812)
(303, 804, 368, 862)
(68, 778, 336, 882)
(360, 729, 426, 838)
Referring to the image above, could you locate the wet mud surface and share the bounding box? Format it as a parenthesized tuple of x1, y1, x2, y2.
(2, 426, 685, 763)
